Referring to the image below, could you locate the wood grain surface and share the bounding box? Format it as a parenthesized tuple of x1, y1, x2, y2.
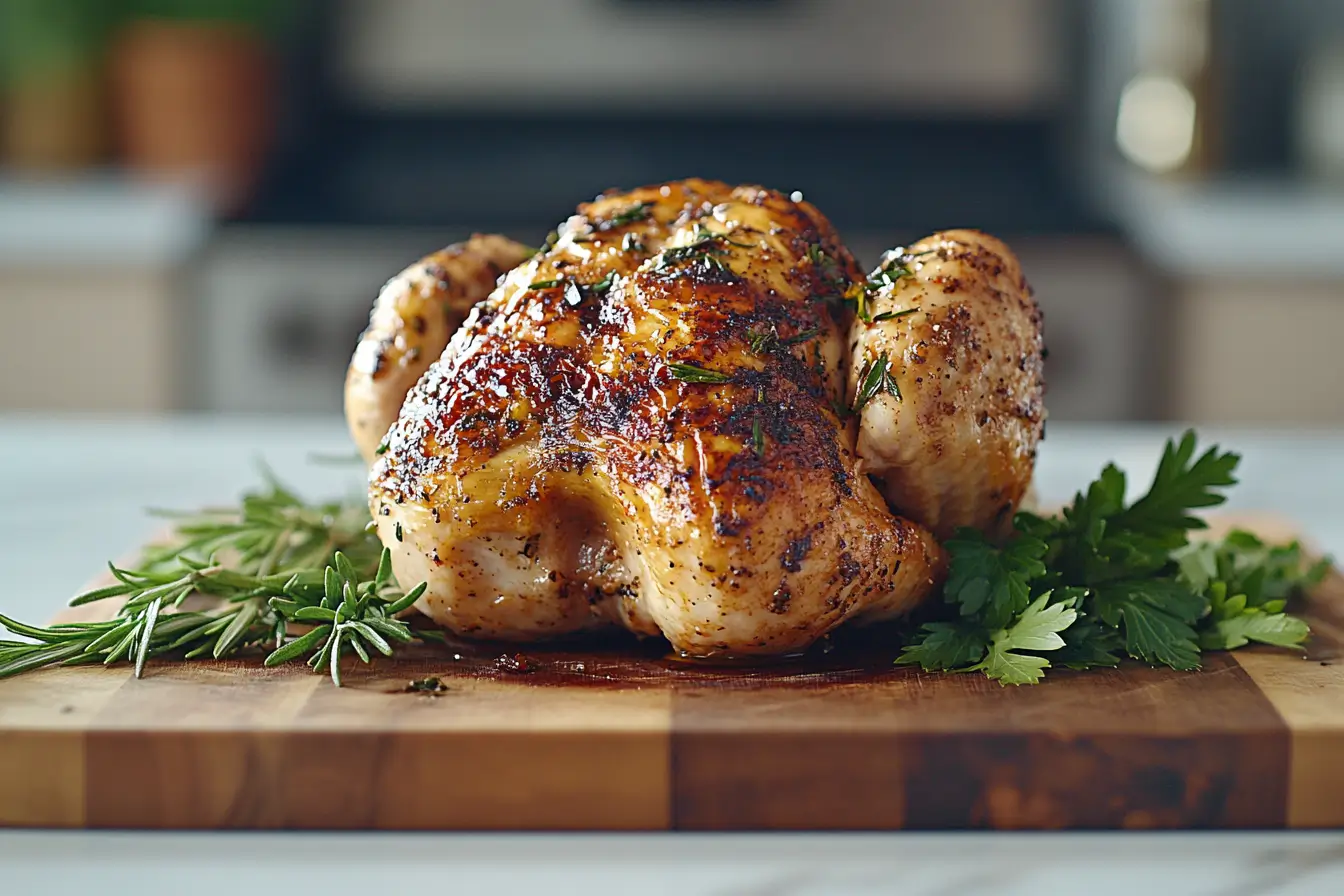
(1, 520, 1341, 831)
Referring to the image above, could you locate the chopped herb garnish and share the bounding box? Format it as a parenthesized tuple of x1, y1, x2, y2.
(542, 230, 560, 251)
(588, 272, 615, 295)
(668, 362, 733, 384)
(406, 676, 447, 694)
(866, 248, 934, 292)
(746, 329, 775, 354)
(394, 522, 403, 542)
(852, 352, 901, 413)
(841, 282, 871, 322)
(597, 201, 654, 230)
(374, 439, 390, 456)
(871, 307, 921, 323)
(782, 328, 820, 346)
(658, 244, 730, 273)
(751, 419, 765, 457)
(747, 326, 820, 355)
(656, 224, 751, 274)
(807, 243, 847, 295)
(529, 278, 564, 290)
(621, 232, 644, 253)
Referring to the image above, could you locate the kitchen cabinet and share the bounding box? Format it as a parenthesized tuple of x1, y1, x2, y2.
(0, 266, 180, 411)
(0, 177, 209, 412)
(1174, 279, 1344, 423)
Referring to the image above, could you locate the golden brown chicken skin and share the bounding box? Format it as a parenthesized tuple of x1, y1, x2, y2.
(346, 234, 535, 463)
(848, 230, 1045, 541)
(369, 179, 944, 657)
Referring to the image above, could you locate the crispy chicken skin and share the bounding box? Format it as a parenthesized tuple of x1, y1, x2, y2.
(346, 234, 534, 463)
(848, 230, 1045, 541)
(368, 179, 945, 657)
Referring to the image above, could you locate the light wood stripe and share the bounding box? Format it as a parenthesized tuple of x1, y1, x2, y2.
(1232, 568, 1344, 828)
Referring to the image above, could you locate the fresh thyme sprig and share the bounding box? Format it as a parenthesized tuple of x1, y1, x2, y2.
(0, 474, 435, 687)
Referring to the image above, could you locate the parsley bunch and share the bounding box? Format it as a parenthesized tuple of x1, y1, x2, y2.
(897, 431, 1330, 685)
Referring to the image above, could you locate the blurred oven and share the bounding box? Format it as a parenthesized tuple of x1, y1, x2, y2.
(193, 227, 1154, 421)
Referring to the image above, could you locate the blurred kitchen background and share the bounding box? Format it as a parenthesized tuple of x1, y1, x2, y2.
(1, 0, 1342, 423)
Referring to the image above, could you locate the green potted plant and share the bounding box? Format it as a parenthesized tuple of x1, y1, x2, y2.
(0, 0, 112, 169)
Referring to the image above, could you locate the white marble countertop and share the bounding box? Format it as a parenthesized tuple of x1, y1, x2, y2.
(0, 174, 211, 267)
(2, 414, 1343, 893)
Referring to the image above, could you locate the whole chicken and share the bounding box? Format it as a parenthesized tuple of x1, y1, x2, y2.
(349, 179, 1043, 657)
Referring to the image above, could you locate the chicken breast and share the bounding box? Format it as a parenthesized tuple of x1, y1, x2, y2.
(369, 179, 944, 657)
(847, 230, 1045, 541)
(345, 234, 534, 463)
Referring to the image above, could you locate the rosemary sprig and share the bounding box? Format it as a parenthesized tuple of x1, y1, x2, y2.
(264, 549, 426, 687)
(656, 224, 751, 274)
(668, 362, 734, 384)
(872, 307, 921, 323)
(599, 201, 654, 229)
(0, 474, 435, 687)
(853, 352, 902, 414)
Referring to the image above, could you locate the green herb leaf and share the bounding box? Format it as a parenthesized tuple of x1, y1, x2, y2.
(1200, 609, 1310, 651)
(969, 593, 1078, 685)
(1092, 579, 1206, 670)
(852, 352, 902, 414)
(871, 307, 921, 323)
(1051, 618, 1124, 670)
(264, 625, 331, 666)
(943, 529, 1048, 631)
(668, 362, 733, 384)
(895, 621, 990, 671)
(599, 201, 653, 229)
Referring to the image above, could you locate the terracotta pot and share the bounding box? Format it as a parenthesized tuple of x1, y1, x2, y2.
(109, 20, 272, 213)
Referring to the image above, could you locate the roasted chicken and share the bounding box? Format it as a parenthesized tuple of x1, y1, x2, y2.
(346, 179, 1044, 657)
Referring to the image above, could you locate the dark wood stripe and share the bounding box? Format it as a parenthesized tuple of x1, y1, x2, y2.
(671, 653, 1289, 829)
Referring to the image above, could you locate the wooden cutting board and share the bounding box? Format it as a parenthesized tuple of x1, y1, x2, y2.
(2, 518, 1342, 832)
